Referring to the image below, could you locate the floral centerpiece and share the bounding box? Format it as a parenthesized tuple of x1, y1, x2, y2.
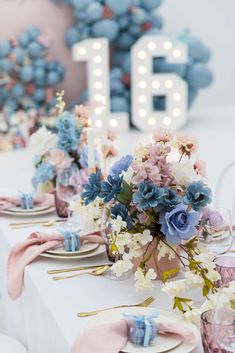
(30, 91, 117, 193)
(81, 129, 222, 313)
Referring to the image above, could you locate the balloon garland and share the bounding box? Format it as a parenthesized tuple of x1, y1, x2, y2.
(63, 0, 213, 112)
(0, 26, 65, 115)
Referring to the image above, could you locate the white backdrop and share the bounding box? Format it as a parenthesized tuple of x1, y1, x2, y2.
(161, 0, 235, 108)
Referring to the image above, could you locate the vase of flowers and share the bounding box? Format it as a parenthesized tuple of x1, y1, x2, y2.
(30, 91, 117, 217)
(81, 130, 221, 300)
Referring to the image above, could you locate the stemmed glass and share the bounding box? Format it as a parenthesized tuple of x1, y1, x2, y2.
(212, 283, 235, 352)
(56, 164, 83, 230)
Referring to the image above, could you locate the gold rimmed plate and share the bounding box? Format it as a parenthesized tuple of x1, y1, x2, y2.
(2, 206, 56, 217)
(46, 243, 100, 256)
(40, 244, 106, 260)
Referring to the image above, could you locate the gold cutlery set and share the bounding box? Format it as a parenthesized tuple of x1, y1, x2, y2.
(10, 219, 65, 229)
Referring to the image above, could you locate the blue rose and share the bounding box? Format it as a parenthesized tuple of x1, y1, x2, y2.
(184, 181, 211, 211)
(110, 155, 133, 177)
(81, 170, 102, 205)
(111, 203, 132, 229)
(133, 182, 165, 210)
(159, 204, 200, 244)
(100, 175, 123, 203)
(155, 188, 181, 212)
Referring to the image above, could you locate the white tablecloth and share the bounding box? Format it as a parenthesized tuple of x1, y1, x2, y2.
(1, 106, 235, 353)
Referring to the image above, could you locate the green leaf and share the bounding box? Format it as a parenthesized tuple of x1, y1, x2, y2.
(162, 267, 179, 283)
(117, 181, 133, 206)
(203, 284, 209, 297)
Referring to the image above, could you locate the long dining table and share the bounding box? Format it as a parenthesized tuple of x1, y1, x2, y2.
(1, 106, 235, 353)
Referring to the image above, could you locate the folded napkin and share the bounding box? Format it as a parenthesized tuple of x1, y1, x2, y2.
(7, 231, 105, 300)
(0, 193, 55, 212)
(70, 318, 196, 353)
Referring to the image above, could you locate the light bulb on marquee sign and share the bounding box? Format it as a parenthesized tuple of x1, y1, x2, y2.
(72, 38, 129, 134)
(131, 35, 188, 131)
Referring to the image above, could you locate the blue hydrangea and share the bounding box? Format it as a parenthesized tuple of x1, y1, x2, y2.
(111, 203, 132, 229)
(56, 111, 78, 152)
(159, 204, 200, 244)
(110, 155, 133, 177)
(133, 182, 165, 210)
(183, 181, 212, 211)
(100, 175, 123, 203)
(32, 162, 56, 188)
(81, 170, 102, 205)
(155, 188, 181, 212)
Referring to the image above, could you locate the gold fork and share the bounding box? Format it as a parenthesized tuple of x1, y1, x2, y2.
(77, 296, 155, 317)
(10, 219, 63, 229)
(48, 264, 111, 275)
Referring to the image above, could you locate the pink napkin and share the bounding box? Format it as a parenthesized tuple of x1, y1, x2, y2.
(7, 231, 105, 300)
(70, 319, 196, 353)
(0, 193, 55, 211)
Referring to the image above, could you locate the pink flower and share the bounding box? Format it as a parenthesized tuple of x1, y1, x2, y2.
(201, 207, 225, 228)
(46, 149, 73, 170)
(153, 128, 173, 143)
(194, 159, 207, 178)
(177, 133, 198, 157)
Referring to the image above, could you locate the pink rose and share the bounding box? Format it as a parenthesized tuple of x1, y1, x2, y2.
(46, 149, 73, 170)
(194, 159, 207, 178)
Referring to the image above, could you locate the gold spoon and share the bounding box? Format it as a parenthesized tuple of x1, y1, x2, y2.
(52, 265, 110, 281)
(48, 264, 111, 275)
(77, 296, 155, 318)
(11, 219, 63, 229)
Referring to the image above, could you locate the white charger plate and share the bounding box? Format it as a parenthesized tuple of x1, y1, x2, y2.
(83, 307, 200, 353)
(2, 206, 56, 217)
(7, 205, 50, 213)
(46, 243, 100, 256)
(40, 244, 106, 260)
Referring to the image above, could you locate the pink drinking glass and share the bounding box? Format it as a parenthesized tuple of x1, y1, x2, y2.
(215, 256, 235, 286)
(201, 310, 234, 353)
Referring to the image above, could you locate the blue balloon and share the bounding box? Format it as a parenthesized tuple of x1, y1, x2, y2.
(33, 89, 45, 102)
(106, 0, 132, 15)
(27, 27, 41, 41)
(188, 87, 198, 107)
(110, 79, 125, 94)
(21, 65, 34, 82)
(131, 8, 148, 25)
(5, 100, 17, 111)
(200, 45, 211, 63)
(111, 96, 129, 112)
(117, 33, 135, 49)
(129, 24, 141, 36)
(187, 63, 213, 88)
(186, 36, 205, 61)
(110, 67, 123, 80)
(86, 2, 103, 21)
(154, 58, 187, 77)
(28, 41, 42, 58)
(12, 83, 25, 99)
(35, 68, 45, 81)
(0, 58, 13, 72)
(92, 19, 119, 41)
(47, 71, 60, 86)
(121, 53, 131, 73)
(12, 47, 24, 63)
(0, 40, 11, 57)
(71, 0, 92, 10)
(149, 10, 163, 28)
(141, 0, 162, 10)
(66, 26, 80, 47)
(33, 58, 46, 68)
(19, 32, 29, 47)
(118, 15, 130, 29)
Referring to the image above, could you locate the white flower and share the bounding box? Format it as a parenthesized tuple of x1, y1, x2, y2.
(184, 308, 201, 325)
(30, 126, 58, 156)
(162, 279, 187, 298)
(115, 232, 132, 254)
(111, 254, 133, 277)
(111, 216, 127, 234)
(157, 241, 176, 261)
(128, 240, 143, 258)
(134, 268, 157, 291)
(139, 230, 153, 245)
(123, 166, 134, 184)
(134, 144, 149, 165)
(194, 253, 216, 271)
(184, 271, 204, 287)
(171, 160, 200, 186)
(206, 269, 221, 282)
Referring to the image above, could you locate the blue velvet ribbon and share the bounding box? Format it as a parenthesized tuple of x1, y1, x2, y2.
(19, 192, 34, 210)
(123, 313, 158, 347)
(58, 229, 80, 252)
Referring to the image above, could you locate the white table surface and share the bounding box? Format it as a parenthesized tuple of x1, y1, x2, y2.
(1, 106, 235, 353)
